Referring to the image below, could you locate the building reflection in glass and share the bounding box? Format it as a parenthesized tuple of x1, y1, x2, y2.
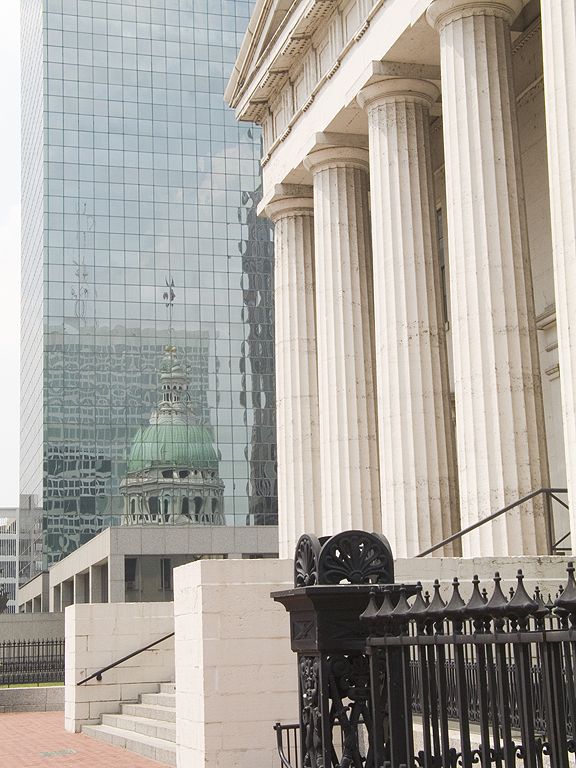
(20, 0, 277, 576)
(121, 345, 225, 526)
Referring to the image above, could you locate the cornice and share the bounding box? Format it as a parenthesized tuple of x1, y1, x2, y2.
(231, 0, 391, 122)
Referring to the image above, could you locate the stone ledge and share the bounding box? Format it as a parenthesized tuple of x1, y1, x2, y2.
(0, 685, 64, 713)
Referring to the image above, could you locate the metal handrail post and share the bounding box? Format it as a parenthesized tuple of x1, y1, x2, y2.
(545, 490, 555, 556)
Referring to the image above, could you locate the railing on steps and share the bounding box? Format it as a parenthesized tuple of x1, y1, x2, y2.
(76, 632, 174, 685)
(417, 486, 569, 557)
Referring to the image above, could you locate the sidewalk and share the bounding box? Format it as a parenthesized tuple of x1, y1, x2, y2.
(0, 711, 166, 767)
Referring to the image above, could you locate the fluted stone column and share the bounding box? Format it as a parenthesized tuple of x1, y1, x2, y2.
(427, 0, 549, 556)
(357, 78, 459, 557)
(304, 145, 381, 535)
(541, 1, 576, 553)
(266, 187, 322, 558)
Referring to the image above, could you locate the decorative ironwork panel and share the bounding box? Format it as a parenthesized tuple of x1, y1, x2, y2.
(295, 534, 322, 588)
(317, 531, 394, 586)
(299, 656, 323, 768)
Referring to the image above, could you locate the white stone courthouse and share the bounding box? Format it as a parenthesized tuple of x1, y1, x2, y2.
(226, 0, 576, 560)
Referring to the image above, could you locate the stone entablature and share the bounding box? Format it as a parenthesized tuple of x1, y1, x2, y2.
(263, 0, 375, 155)
(228, 0, 378, 151)
(228, 1, 540, 193)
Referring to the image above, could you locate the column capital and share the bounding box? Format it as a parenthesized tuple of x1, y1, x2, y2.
(304, 145, 369, 175)
(263, 184, 314, 222)
(357, 77, 440, 112)
(426, 0, 523, 31)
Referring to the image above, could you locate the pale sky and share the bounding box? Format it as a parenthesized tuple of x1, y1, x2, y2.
(0, 3, 21, 508)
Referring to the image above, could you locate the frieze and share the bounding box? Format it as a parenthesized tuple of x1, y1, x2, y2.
(256, 1, 383, 154)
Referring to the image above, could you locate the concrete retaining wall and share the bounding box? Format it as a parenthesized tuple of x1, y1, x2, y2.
(0, 685, 64, 712)
(0, 613, 64, 641)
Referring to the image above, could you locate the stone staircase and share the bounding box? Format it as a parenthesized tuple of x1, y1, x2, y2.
(82, 682, 176, 766)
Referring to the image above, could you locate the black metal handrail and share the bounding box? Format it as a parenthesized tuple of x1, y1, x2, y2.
(76, 631, 174, 686)
(417, 487, 568, 557)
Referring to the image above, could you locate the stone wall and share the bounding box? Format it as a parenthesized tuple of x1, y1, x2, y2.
(174, 558, 296, 768)
(64, 601, 174, 732)
(395, 555, 573, 598)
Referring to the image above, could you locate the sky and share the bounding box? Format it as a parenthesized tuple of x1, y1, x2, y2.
(0, 3, 21, 509)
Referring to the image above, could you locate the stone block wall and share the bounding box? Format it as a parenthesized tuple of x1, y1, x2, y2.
(395, 554, 574, 598)
(64, 601, 174, 732)
(174, 558, 296, 768)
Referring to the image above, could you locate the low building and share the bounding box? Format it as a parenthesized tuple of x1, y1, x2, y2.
(18, 523, 278, 613)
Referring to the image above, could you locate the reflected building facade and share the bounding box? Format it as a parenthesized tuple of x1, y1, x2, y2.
(0, 512, 18, 614)
(20, 0, 277, 577)
(121, 345, 226, 526)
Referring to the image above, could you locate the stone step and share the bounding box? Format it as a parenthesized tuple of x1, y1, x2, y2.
(121, 702, 176, 723)
(102, 713, 176, 743)
(159, 682, 175, 695)
(82, 723, 176, 766)
(140, 692, 175, 708)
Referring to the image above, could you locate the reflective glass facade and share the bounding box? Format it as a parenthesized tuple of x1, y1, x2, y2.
(0, 512, 18, 614)
(20, 0, 277, 577)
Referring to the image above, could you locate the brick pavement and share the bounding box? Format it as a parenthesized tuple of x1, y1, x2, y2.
(0, 711, 166, 768)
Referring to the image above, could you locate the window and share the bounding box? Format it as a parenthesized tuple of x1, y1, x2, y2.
(160, 558, 172, 591)
(125, 557, 137, 590)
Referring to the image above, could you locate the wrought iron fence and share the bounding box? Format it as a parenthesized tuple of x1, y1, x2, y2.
(365, 569, 576, 767)
(0, 639, 64, 686)
(273, 531, 576, 768)
(409, 656, 548, 733)
(277, 656, 552, 766)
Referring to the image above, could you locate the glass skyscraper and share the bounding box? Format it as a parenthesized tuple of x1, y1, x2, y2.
(20, 0, 277, 579)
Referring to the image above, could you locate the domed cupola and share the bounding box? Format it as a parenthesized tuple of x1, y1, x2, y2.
(120, 346, 225, 526)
